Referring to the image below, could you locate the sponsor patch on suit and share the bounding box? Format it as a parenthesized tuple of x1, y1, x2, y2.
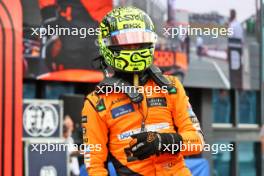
(147, 97, 167, 107)
(111, 103, 134, 119)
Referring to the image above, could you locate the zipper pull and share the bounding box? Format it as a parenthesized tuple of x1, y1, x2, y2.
(141, 121, 146, 132)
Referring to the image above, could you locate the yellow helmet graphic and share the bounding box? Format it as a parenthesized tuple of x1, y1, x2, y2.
(98, 6, 157, 73)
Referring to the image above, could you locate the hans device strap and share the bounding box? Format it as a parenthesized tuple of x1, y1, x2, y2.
(147, 65, 174, 91)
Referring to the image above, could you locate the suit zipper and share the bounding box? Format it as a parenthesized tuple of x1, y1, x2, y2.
(138, 102, 146, 132)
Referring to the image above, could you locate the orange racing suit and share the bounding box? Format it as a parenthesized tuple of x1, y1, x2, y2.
(82, 76, 204, 176)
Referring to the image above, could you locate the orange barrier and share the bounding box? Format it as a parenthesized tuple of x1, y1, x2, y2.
(154, 50, 188, 71)
(38, 69, 104, 83)
(154, 51, 175, 67)
(40, 51, 188, 83)
(175, 52, 188, 70)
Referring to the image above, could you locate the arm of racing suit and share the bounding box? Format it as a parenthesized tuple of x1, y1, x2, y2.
(38, 0, 57, 9)
(82, 96, 109, 176)
(171, 77, 205, 156)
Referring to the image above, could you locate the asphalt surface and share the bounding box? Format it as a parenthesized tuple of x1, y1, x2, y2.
(183, 47, 230, 89)
(183, 40, 257, 90)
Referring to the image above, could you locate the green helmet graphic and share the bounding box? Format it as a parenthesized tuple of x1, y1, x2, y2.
(98, 6, 157, 73)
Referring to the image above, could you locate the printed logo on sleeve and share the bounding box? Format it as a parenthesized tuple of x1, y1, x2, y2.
(187, 102, 196, 117)
(82, 127, 86, 134)
(82, 116, 88, 123)
(83, 138, 88, 143)
(84, 147, 91, 168)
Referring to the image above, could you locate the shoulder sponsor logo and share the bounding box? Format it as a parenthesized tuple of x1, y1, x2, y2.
(96, 99, 106, 112)
(168, 87, 177, 94)
(147, 97, 167, 107)
(118, 123, 170, 140)
(111, 103, 134, 119)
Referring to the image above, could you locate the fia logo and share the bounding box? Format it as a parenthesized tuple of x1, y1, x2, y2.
(40, 166, 57, 176)
(23, 103, 59, 137)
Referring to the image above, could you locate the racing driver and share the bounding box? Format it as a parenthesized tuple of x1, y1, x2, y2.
(82, 6, 204, 176)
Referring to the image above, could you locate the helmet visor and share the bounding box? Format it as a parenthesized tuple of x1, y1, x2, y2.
(102, 29, 157, 46)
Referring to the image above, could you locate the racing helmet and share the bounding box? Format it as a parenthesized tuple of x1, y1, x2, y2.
(98, 6, 157, 73)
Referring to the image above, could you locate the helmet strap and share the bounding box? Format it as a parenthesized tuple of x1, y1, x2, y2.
(100, 59, 110, 77)
(133, 73, 139, 87)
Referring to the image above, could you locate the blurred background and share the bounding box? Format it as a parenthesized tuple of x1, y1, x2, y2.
(0, 0, 263, 175)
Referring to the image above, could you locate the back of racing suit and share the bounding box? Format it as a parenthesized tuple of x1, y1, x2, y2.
(82, 75, 204, 176)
